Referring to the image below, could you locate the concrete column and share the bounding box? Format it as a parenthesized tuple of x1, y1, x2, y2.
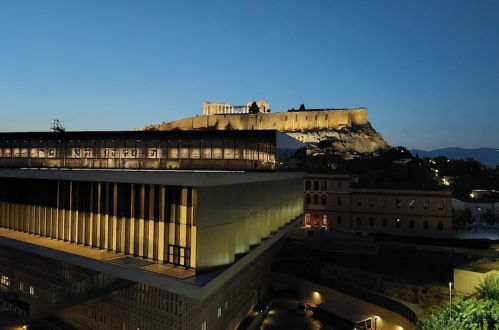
(138, 184, 145, 256)
(111, 183, 118, 251)
(95, 182, 101, 248)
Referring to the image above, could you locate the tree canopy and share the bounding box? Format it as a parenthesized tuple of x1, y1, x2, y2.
(416, 273, 499, 330)
(248, 101, 260, 114)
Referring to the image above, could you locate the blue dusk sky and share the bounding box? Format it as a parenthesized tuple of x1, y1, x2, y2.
(1, 0, 498, 150)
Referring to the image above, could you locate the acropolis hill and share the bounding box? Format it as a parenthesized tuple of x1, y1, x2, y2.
(144, 103, 389, 155)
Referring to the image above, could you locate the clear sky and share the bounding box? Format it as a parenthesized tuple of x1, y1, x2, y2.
(1, 0, 498, 150)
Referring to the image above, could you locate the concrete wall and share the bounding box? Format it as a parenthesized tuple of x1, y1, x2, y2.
(272, 272, 415, 330)
(454, 268, 499, 296)
(196, 178, 303, 269)
(148, 108, 368, 132)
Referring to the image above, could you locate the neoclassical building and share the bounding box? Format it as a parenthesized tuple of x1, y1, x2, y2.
(303, 174, 453, 238)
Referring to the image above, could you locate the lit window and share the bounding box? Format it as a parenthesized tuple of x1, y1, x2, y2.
(0, 275, 10, 287)
(29, 286, 35, 295)
(304, 213, 312, 227)
(322, 214, 328, 228)
(225, 300, 229, 309)
(409, 200, 415, 208)
(19, 282, 24, 291)
(217, 307, 222, 318)
(201, 321, 207, 330)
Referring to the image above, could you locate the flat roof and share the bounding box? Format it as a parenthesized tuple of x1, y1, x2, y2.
(0, 129, 283, 140)
(455, 258, 499, 272)
(0, 168, 304, 187)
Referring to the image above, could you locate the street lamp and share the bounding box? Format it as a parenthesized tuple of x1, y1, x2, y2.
(449, 282, 453, 305)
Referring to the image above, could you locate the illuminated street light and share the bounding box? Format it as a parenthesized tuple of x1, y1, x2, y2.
(449, 282, 453, 305)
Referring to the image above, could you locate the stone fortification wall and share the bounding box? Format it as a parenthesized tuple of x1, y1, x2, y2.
(146, 108, 368, 132)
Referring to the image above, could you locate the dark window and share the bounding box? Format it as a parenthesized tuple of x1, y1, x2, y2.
(369, 217, 374, 226)
(409, 220, 415, 229)
(337, 198, 342, 206)
(313, 194, 319, 204)
(356, 200, 362, 207)
(437, 200, 444, 210)
(423, 200, 429, 209)
(437, 222, 443, 231)
(395, 218, 401, 228)
(409, 200, 415, 208)
(382, 199, 387, 208)
(313, 181, 319, 191)
(382, 218, 387, 227)
(423, 221, 429, 230)
(369, 199, 374, 207)
(168, 245, 190, 266)
(337, 182, 343, 189)
(356, 217, 362, 226)
(395, 199, 402, 208)
(321, 181, 327, 191)
(305, 194, 310, 204)
(305, 180, 311, 190)
(321, 195, 327, 205)
(337, 216, 342, 225)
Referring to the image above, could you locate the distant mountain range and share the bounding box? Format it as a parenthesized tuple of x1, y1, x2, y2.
(410, 148, 499, 167)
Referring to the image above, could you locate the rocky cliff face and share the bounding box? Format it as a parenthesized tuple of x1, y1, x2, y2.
(285, 123, 389, 156)
(143, 111, 389, 157)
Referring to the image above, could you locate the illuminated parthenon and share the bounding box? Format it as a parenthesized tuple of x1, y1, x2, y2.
(202, 100, 271, 115)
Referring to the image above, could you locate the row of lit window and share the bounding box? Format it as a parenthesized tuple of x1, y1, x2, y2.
(337, 216, 445, 231)
(305, 194, 445, 211)
(0, 147, 272, 161)
(201, 300, 229, 330)
(354, 198, 444, 210)
(0, 275, 35, 295)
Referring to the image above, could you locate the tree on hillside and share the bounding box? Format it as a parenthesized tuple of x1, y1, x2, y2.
(248, 101, 260, 114)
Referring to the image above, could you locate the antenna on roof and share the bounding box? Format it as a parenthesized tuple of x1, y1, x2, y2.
(51, 119, 65, 132)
